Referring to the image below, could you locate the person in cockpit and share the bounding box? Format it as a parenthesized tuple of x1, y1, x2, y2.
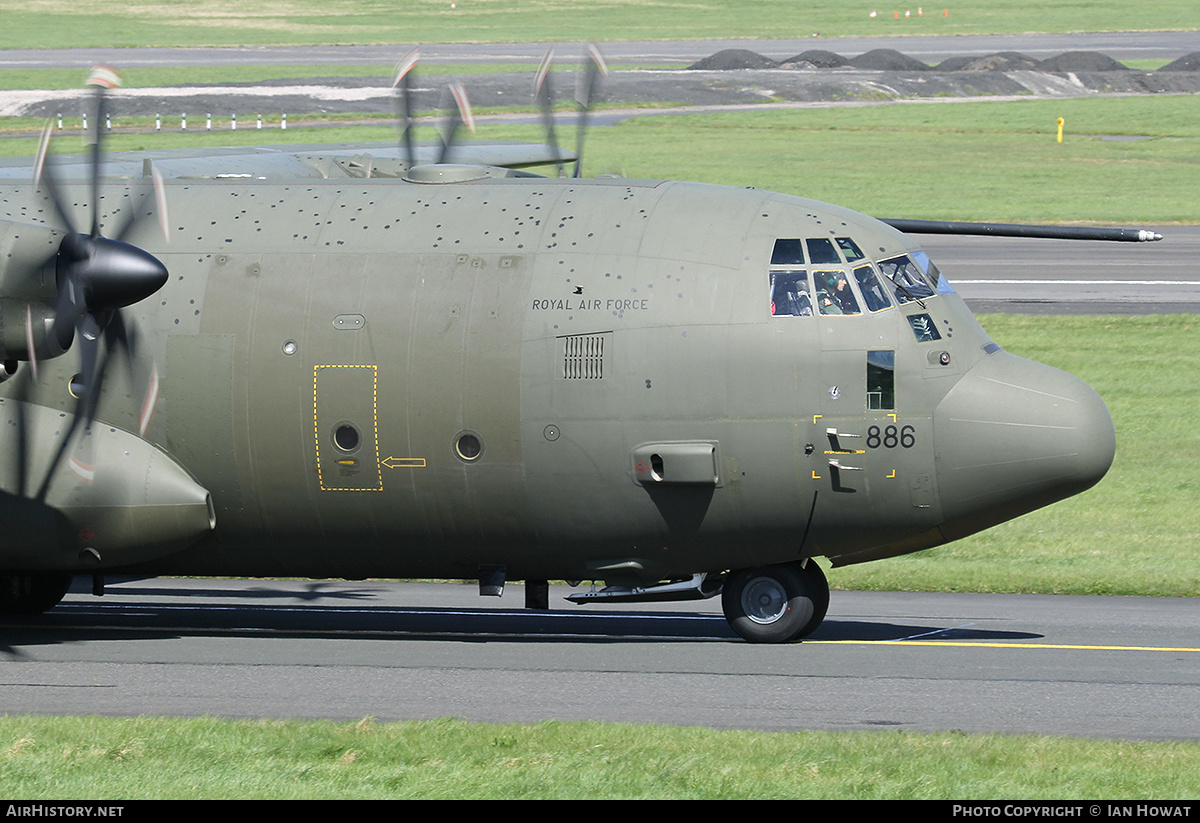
(817, 272, 858, 315)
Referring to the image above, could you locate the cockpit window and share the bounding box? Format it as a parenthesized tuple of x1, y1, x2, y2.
(835, 237, 865, 262)
(908, 313, 942, 342)
(911, 250, 955, 295)
(852, 264, 893, 312)
(770, 270, 813, 316)
(771, 239, 805, 266)
(813, 270, 861, 315)
(877, 255, 936, 304)
(806, 238, 841, 265)
(867, 350, 896, 410)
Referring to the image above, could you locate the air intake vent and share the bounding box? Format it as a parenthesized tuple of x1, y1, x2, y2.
(560, 332, 611, 379)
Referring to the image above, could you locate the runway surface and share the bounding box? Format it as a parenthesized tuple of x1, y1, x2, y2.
(3, 31, 1199, 69)
(921, 228, 1200, 313)
(2, 578, 1197, 740)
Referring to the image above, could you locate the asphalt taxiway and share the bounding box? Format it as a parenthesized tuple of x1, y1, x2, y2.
(2, 578, 1197, 740)
(922, 227, 1200, 313)
(2, 31, 1199, 69)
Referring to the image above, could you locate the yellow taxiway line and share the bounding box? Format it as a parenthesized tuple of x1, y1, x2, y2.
(811, 640, 1200, 652)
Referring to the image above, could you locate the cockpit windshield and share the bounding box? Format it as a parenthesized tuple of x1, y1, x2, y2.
(853, 265, 893, 312)
(877, 255, 936, 304)
(769, 238, 946, 318)
(910, 250, 956, 295)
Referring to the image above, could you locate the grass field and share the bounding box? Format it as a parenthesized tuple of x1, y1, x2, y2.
(6, 94, 1200, 225)
(2, 715, 1198, 799)
(0, 0, 1198, 49)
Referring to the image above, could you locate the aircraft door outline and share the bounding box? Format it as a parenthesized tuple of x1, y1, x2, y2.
(313, 364, 384, 492)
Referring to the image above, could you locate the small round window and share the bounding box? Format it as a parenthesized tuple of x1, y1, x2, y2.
(454, 431, 483, 462)
(333, 423, 361, 453)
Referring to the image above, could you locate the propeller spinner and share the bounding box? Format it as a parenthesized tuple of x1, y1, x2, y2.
(17, 66, 169, 498)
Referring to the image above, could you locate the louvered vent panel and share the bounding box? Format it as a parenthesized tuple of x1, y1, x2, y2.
(561, 333, 611, 379)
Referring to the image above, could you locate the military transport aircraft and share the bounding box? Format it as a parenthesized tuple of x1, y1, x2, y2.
(0, 57, 1151, 642)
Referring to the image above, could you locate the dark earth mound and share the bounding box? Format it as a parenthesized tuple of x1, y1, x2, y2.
(845, 48, 931, 71)
(937, 52, 1041, 72)
(1037, 51, 1129, 71)
(779, 49, 848, 69)
(690, 48, 1181, 73)
(1158, 51, 1200, 71)
(686, 49, 779, 70)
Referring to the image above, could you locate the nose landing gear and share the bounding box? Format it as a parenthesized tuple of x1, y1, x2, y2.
(721, 560, 829, 643)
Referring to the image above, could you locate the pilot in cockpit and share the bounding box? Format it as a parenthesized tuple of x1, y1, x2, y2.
(817, 272, 859, 315)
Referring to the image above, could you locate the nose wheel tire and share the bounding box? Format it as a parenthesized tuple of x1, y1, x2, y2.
(0, 572, 73, 615)
(722, 561, 828, 643)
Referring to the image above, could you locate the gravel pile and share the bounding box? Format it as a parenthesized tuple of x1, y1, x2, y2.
(686, 50, 779, 70)
(1158, 51, 1200, 71)
(1036, 51, 1130, 71)
(845, 48, 931, 71)
(935, 52, 1041, 72)
(779, 49, 849, 69)
(689, 48, 1200, 73)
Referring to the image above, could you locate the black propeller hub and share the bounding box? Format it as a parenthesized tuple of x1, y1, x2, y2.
(57, 232, 168, 315)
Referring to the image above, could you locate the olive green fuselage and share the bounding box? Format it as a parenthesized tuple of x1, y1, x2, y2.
(0, 171, 1115, 586)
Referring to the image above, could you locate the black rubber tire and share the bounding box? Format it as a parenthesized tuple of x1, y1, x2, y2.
(0, 572, 73, 615)
(722, 563, 817, 643)
(797, 560, 830, 639)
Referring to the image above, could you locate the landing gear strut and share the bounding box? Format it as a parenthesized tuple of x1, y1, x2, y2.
(721, 560, 829, 643)
(0, 572, 73, 615)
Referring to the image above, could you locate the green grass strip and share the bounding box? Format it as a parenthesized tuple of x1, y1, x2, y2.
(1, 0, 1198, 49)
(2, 715, 1198, 799)
(833, 315, 1200, 597)
(9, 95, 1196, 224)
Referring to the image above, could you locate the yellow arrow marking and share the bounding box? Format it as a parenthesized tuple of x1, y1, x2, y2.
(381, 456, 426, 469)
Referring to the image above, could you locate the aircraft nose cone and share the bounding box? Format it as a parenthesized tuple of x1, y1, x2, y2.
(933, 351, 1115, 541)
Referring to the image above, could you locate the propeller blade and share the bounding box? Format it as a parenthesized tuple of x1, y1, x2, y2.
(35, 321, 98, 502)
(24, 306, 38, 381)
(139, 360, 160, 439)
(535, 49, 564, 177)
(10, 64, 168, 507)
(437, 82, 475, 164)
(74, 314, 103, 425)
(393, 48, 420, 167)
(101, 310, 158, 438)
(34, 121, 79, 235)
(85, 66, 120, 239)
(112, 163, 170, 244)
(10, 369, 33, 499)
(573, 44, 608, 178)
(453, 82, 476, 136)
